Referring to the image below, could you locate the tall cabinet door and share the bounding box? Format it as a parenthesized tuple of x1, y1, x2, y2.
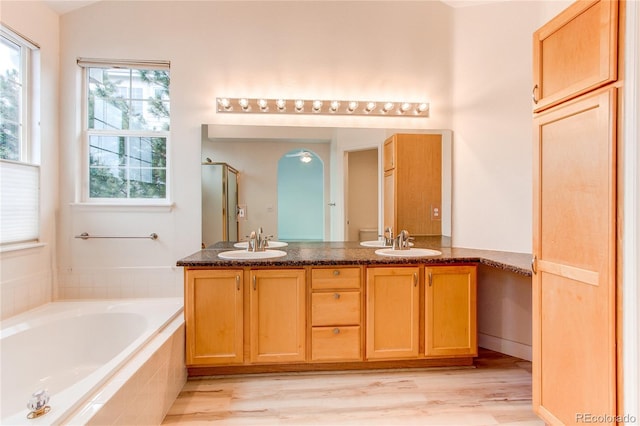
(533, 87, 617, 424)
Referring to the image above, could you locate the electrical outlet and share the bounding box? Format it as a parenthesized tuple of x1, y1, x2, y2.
(237, 205, 247, 220)
(431, 205, 441, 220)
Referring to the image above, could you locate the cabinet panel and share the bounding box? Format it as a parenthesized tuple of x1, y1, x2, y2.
(383, 137, 395, 171)
(382, 134, 442, 235)
(312, 292, 360, 326)
(185, 269, 243, 366)
(366, 267, 420, 360)
(425, 265, 477, 357)
(311, 267, 361, 290)
(311, 326, 361, 361)
(532, 0, 618, 112)
(249, 269, 306, 363)
(533, 88, 616, 424)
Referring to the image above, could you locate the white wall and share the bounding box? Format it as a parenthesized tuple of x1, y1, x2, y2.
(451, 0, 571, 252)
(3, 0, 568, 303)
(0, 2, 59, 319)
(54, 1, 455, 298)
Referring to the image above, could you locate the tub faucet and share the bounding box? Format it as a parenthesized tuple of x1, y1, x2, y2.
(27, 389, 51, 419)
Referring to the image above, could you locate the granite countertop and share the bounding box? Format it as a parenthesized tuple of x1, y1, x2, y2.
(177, 238, 532, 277)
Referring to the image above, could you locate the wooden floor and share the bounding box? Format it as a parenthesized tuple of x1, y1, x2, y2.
(162, 349, 543, 425)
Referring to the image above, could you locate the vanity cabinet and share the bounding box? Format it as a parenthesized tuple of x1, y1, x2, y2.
(249, 269, 306, 363)
(532, 0, 618, 112)
(382, 133, 442, 236)
(310, 267, 362, 362)
(184, 263, 477, 372)
(425, 265, 477, 357)
(365, 266, 420, 360)
(185, 269, 244, 365)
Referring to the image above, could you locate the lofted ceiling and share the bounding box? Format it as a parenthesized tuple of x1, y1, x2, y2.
(43, 0, 508, 15)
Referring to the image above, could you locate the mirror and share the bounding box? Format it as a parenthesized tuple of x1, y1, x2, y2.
(201, 124, 451, 245)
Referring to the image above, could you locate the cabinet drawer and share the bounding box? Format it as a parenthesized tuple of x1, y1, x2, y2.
(311, 267, 360, 290)
(311, 326, 361, 361)
(312, 292, 360, 326)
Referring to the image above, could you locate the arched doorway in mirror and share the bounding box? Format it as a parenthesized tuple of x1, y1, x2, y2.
(277, 149, 324, 241)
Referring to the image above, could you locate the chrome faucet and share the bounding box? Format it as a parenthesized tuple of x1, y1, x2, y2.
(394, 229, 412, 250)
(247, 227, 271, 252)
(383, 227, 394, 246)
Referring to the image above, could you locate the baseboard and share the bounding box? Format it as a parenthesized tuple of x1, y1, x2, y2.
(478, 333, 532, 361)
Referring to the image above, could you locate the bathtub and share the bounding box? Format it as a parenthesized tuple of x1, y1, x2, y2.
(0, 298, 186, 425)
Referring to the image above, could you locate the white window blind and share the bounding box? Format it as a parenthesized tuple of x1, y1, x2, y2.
(0, 160, 39, 245)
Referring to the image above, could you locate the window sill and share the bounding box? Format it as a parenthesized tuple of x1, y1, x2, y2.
(0, 242, 46, 254)
(70, 202, 175, 213)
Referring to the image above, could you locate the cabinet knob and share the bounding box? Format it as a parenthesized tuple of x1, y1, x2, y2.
(236, 275, 240, 291)
(333, 292, 341, 300)
(333, 328, 340, 335)
(333, 269, 340, 276)
(532, 84, 539, 104)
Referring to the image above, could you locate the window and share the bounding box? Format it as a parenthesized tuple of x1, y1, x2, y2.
(79, 59, 170, 201)
(0, 25, 39, 246)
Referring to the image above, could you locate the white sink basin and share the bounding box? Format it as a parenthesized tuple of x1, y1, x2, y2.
(375, 248, 442, 257)
(218, 249, 287, 260)
(234, 241, 288, 249)
(360, 240, 414, 248)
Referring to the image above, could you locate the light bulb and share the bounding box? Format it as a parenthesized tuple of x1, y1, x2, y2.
(365, 102, 376, 113)
(382, 102, 394, 113)
(219, 98, 231, 110)
(276, 99, 286, 111)
(239, 98, 249, 110)
(301, 153, 312, 163)
(312, 100, 323, 112)
(417, 103, 429, 113)
(330, 101, 340, 112)
(258, 99, 268, 111)
(400, 103, 411, 113)
(295, 100, 304, 111)
(347, 101, 358, 112)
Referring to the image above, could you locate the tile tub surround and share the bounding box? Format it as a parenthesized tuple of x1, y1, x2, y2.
(177, 240, 532, 276)
(64, 316, 187, 425)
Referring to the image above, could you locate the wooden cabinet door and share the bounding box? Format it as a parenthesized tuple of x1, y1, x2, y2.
(425, 265, 477, 357)
(383, 136, 395, 171)
(383, 170, 396, 231)
(532, 0, 618, 112)
(395, 134, 442, 235)
(185, 269, 243, 365)
(366, 267, 420, 360)
(249, 269, 306, 363)
(533, 87, 617, 424)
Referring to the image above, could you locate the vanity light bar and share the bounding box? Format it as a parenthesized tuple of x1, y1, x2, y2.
(216, 98, 429, 117)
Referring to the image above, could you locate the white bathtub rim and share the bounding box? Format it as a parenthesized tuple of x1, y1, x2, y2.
(0, 298, 183, 426)
(1, 298, 182, 339)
